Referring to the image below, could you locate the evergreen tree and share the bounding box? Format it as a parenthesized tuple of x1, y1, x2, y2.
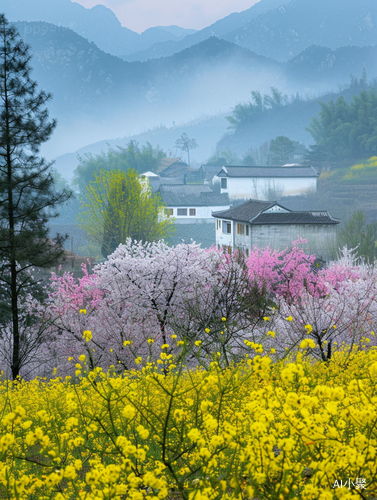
(307, 88, 377, 162)
(226, 87, 290, 130)
(268, 136, 295, 165)
(0, 15, 71, 379)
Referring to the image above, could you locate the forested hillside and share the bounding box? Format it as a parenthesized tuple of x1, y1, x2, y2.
(217, 80, 375, 158)
(308, 87, 377, 162)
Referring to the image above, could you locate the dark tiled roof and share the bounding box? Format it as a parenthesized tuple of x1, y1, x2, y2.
(201, 192, 230, 206)
(252, 212, 339, 225)
(160, 166, 193, 178)
(200, 164, 224, 181)
(212, 199, 278, 223)
(161, 184, 212, 196)
(159, 158, 188, 169)
(212, 199, 339, 225)
(216, 165, 319, 178)
(160, 184, 230, 207)
(159, 158, 192, 177)
(148, 176, 184, 193)
(201, 164, 224, 172)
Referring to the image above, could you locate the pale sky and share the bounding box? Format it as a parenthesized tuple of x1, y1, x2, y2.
(74, 0, 260, 33)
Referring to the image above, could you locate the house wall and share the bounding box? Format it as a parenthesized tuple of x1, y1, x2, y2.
(165, 205, 230, 224)
(249, 224, 338, 259)
(215, 219, 338, 259)
(220, 176, 317, 200)
(215, 218, 233, 249)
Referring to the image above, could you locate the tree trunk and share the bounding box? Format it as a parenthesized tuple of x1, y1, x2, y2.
(10, 259, 20, 379)
(4, 50, 20, 380)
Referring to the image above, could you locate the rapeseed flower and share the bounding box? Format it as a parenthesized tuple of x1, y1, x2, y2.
(300, 338, 316, 349)
(1, 345, 377, 500)
(83, 330, 92, 342)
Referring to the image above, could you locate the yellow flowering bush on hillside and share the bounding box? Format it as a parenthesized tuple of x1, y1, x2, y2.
(1, 343, 377, 499)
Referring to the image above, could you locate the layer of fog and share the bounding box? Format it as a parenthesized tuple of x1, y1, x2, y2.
(41, 61, 348, 180)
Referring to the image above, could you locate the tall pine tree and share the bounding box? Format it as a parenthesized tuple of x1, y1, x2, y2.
(0, 14, 71, 379)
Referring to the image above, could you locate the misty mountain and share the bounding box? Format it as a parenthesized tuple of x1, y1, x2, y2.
(122, 0, 291, 62)
(19, 19, 377, 121)
(1, 0, 196, 57)
(223, 0, 377, 61)
(285, 45, 377, 85)
(124, 0, 377, 63)
(55, 80, 376, 181)
(13, 20, 377, 159)
(15, 22, 286, 156)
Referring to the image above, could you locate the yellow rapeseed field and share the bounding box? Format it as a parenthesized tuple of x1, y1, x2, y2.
(1, 343, 377, 500)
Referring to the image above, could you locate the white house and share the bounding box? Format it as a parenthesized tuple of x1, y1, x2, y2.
(212, 199, 339, 259)
(213, 165, 319, 200)
(159, 184, 230, 223)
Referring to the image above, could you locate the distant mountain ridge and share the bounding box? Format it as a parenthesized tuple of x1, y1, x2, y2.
(0, 0, 197, 56)
(122, 0, 291, 61)
(123, 0, 377, 62)
(223, 0, 377, 61)
(3, 0, 377, 65)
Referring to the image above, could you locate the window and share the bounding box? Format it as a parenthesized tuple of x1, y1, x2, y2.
(237, 224, 245, 235)
(221, 178, 228, 189)
(164, 208, 173, 217)
(177, 208, 187, 216)
(246, 225, 249, 236)
(189, 208, 196, 216)
(222, 221, 231, 234)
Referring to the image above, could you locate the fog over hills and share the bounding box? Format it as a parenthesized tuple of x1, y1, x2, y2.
(53, 114, 230, 179)
(2, 0, 377, 178)
(1, 0, 197, 56)
(10, 17, 377, 168)
(15, 23, 285, 158)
